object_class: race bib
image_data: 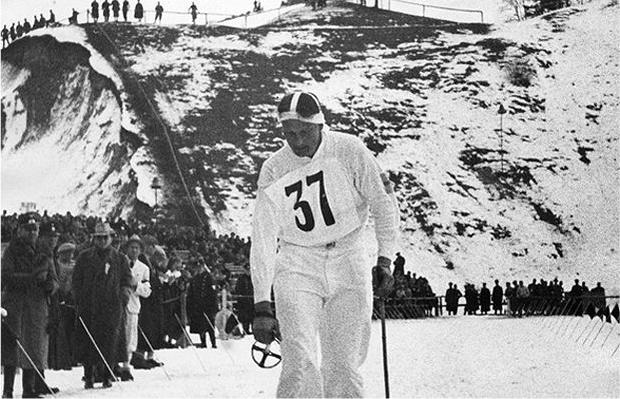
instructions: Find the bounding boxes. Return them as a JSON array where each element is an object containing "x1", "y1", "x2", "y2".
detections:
[{"x1": 264, "y1": 158, "x2": 362, "y2": 246}]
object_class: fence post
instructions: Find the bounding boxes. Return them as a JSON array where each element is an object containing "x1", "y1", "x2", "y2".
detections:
[{"x1": 422, "y1": 4, "x2": 425, "y2": 17}]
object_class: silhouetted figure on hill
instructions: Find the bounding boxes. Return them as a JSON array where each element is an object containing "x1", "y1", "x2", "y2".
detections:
[
  {"x1": 69, "y1": 9, "x2": 80, "y2": 24},
  {"x1": 91, "y1": 0, "x2": 100, "y2": 22},
  {"x1": 393, "y1": 252, "x2": 405, "y2": 278},
  {"x1": 112, "y1": 0, "x2": 121, "y2": 21},
  {"x1": 154, "y1": 2, "x2": 164, "y2": 23},
  {"x1": 134, "y1": 0, "x2": 144, "y2": 22},
  {"x1": 23, "y1": 19, "x2": 31, "y2": 34},
  {"x1": 39, "y1": 14, "x2": 47, "y2": 28},
  {"x1": 102, "y1": 0, "x2": 111, "y2": 22},
  {"x1": 122, "y1": 0, "x2": 130, "y2": 21},
  {"x1": 48, "y1": 10, "x2": 56, "y2": 26},
  {"x1": 2, "y1": 25, "x2": 9, "y2": 48},
  {"x1": 189, "y1": 2, "x2": 198, "y2": 24},
  {"x1": 32, "y1": 16, "x2": 40, "y2": 30},
  {"x1": 15, "y1": 22, "x2": 23, "y2": 38}
]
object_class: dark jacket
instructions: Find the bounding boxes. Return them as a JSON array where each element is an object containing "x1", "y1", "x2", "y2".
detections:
[
  {"x1": 72, "y1": 245, "x2": 131, "y2": 366},
  {"x1": 1, "y1": 237, "x2": 58, "y2": 369},
  {"x1": 479, "y1": 287, "x2": 491, "y2": 312},
  {"x1": 186, "y1": 270, "x2": 218, "y2": 333},
  {"x1": 234, "y1": 273, "x2": 254, "y2": 324},
  {"x1": 134, "y1": 3, "x2": 143, "y2": 19},
  {"x1": 492, "y1": 285, "x2": 503, "y2": 310}
]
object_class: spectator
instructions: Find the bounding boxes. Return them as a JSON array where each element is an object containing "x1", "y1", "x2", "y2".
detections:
[
  {"x1": 154, "y1": 2, "x2": 164, "y2": 23},
  {"x1": 189, "y1": 2, "x2": 198, "y2": 24},
  {"x1": 134, "y1": 0, "x2": 144, "y2": 22},
  {"x1": 15, "y1": 22, "x2": 22, "y2": 38},
  {"x1": 39, "y1": 14, "x2": 47, "y2": 28},
  {"x1": 464, "y1": 284, "x2": 478, "y2": 315},
  {"x1": 133, "y1": 243, "x2": 166, "y2": 369},
  {"x1": 48, "y1": 242, "x2": 78, "y2": 371},
  {"x1": 445, "y1": 282, "x2": 460, "y2": 316},
  {"x1": 119, "y1": 235, "x2": 151, "y2": 381},
  {"x1": 23, "y1": 18, "x2": 31, "y2": 33},
  {"x1": 33, "y1": 15, "x2": 40, "y2": 30},
  {"x1": 393, "y1": 252, "x2": 405, "y2": 278},
  {"x1": 91, "y1": 0, "x2": 100, "y2": 23},
  {"x1": 73, "y1": 222, "x2": 132, "y2": 389},
  {"x1": 235, "y1": 263, "x2": 254, "y2": 334},
  {"x1": 504, "y1": 281, "x2": 514, "y2": 316},
  {"x1": 122, "y1": 0, "x2": 130, "y2": 22},
  {"x1": 1, "y1": 214, "x2": 58, "y2": 398},
  {"x1": 69, "y1": 9, "x2": 79, "y2": 24},
  {"x1": 479, "y1": 282, "x2": 491, "y2": 315},
  {"x1": 48, "y1": 10, "x2": 56, "y2": 26},
  {"x1": 2, "y1": 25, "x2": 9, "y2": 48},
  {"x1": 102, "y1": 0, "x2": 111, "y2": 22},
  {"x1": 515, "y1": 280, "x2": 529, "y2": 318},
  {"x1": 186, "y1": 261, "x2": 218, "y2": 348},
  {"x1": 112, "y1": 0, "x2": 121, "y2": 21},
  {"x1": 492, "y1": 279, "x2": 503, "y2": 315}
]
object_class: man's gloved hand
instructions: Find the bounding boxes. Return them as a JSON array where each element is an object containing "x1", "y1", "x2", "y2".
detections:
[
  {"x1": 253, "y1": 300, "x2": 280, "y2": 345},
  {"x1": 372, "y1": 256, "x2": 394, "y2": 298}
]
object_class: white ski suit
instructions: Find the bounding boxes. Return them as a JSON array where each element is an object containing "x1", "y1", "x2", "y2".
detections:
[{"x1": 251, "y1": 128, "x2": 399, "y2": 397}]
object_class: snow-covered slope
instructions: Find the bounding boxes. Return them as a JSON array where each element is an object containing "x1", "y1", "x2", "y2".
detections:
[{"x1": 1, "y1": 1, "x2": 618, "y2": 290}]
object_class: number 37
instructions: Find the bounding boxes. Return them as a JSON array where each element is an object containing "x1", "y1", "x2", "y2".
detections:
[{"x1": 284, "y1": 170, "x2": 335, "y2": 232}]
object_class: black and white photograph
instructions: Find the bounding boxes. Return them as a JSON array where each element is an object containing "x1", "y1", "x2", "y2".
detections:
[{"x1": 1, "y1": 0, "x2": 618, "y2": 397}]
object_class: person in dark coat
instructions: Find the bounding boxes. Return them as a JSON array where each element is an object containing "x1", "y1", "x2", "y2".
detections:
[
  {"x1": 122, "y1": 0, "x2": 130, "y2": 21},
  {"x1": 492, "y1": 279, "x2": 503, "y2": 315},
  {"x1": 234, "y1": 263, "x2": 254, "y2": 334},
  {"x1": 134, "y1": 0, "x2": 144, "y2": 21},
  {"x1": 72, "y1": 222, "x2": 132, "y2": 389},
  {"x1": 392, "y1": 252, "x2": 405, "y2": 278},
  {"x1": 112, "y1": 0, "x2": 120, "y2": 20},
  {"x1": 2, "y1": 25, "x2": 10, "y2": 48},
  {"x1": 154, "y1": 2, "x2": 164, "y2": 23},
  {"x1": 91, "y1": 0, "x2": 100, "y2": 22},
  {"x1": 479, "y1": 282, "x2": 491, "y2": 315},
  {"x1": 48, "y1": 243, "x2": 77, "y2": 371},
  {"x1": 445, "y1": 282, "x2": 461, "y2": 316},
  {"x1": 187, "y1": 261, "x2": 218, "y2": 348},
  {"x1": 102, "y1": 0, "x2": 111, "y2": 22},
  {"x1": 1, "y1": 214, "x2": 59, "y2": 398}
]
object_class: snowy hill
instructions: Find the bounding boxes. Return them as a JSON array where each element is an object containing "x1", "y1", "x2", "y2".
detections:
[{"x1": 1, "y1": 0, "x2": 618, "y2": 291}]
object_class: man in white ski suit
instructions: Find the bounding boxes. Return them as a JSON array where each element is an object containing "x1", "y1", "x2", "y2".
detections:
[{"x1": 250, "y1": 91, "x2": 399, "y2": 398}]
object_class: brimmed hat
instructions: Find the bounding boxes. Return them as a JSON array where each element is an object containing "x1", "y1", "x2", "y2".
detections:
[
  {"x1": 127, "y1": 234, "x2": 143, "y2": 247},
  {"x1": 39, "y1": 221, "x2": 60, "y2": 237},
  {"x1": 92, "y1": 222, "x2": 114, "y2": 237},
  {"x1": 58, "y1": 242, "x2": 76, "y2": 253},
  {"x1": 18, "y1": 213, "x2": 39, "y2": 230},
  {"x1": 277, "y1": 92, "x2": 325, "y2": 125}
]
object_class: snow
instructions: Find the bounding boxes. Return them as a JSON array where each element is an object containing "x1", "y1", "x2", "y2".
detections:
[{"x1": 6, "y1": 316, "x2": 620, "y2": 397}]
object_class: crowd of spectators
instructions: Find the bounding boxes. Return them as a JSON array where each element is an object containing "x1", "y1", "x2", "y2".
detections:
[
  {"x1": 444, "y1": 277, "x2": 609, "y2": 318},
  {"x1": 1, "y1": 10, "x2": 56, "y2": 48},
  {"x1": 1, "y1": 210, "x2": 253, "y2": 396}
]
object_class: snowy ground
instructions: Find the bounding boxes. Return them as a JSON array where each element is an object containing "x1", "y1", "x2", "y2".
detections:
[{"x1": 8, "y1": 316, "x2": 620, "y2": 398}]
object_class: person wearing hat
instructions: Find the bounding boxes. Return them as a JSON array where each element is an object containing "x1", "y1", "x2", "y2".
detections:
[
  {"x1": 119, "y1": 235, "x2": 151, "y2": 378},
  {"x1": 1, "y1": 213, "x2": 58, "y2": 398},
  {"x1": 72, "y1": 222, "x2": 132, "y2": 389},
  {"x1": 250, "y1": 91, "x2": 399, "y2": 397},
  {"x1": 48, "y1": 242, "x2": 78, "y2": 371}
]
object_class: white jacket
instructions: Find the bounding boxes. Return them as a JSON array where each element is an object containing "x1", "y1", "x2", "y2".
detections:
[
  {"x1": 127, "y1": 258, "x2": 151, "y2": 314},
  {"x1": 250, "y1": 128, "x2": 399, "y2": 303}
]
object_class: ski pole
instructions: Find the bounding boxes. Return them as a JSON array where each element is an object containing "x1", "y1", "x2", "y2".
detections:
[
  {"x1": 1, "y1": 320, "x2": 56, "y2": 397},
  {"x1": 379, "y1": 297, "x2": 390, "y2": 398},
  {"x1": 137, "y1": 325, "x2": 172, "y2": 380},
  {"x1": 202, "y1": 312, "x2": 236, "y2": 366},
  {"x1": 588, "y1": 322, "x2": 606, "y2": 347},
  {"x1": 78, "y1": 316, "x2": 119, "y2": 383},
  {"x1": 174, "y1": 313, "x2": 207, "y2": 373}
]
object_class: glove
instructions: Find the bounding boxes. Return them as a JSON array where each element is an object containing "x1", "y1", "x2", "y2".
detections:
[
  {"x1": 253, "y1": 301, "x2": 280, "y2": 345},
  {"x1": 136, "y1": 281, "x2": 152, "y2": 298},
  {"x1": 372, "y1": 256, "x2": 394, "y2": 298}
]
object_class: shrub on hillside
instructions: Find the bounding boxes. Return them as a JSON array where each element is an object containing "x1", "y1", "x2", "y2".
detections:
[{"x1": 504, "y1": 58, "x2": 536, "y2": 87}]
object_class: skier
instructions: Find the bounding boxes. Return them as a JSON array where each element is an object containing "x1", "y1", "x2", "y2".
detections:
[{"x1": 250, "y1": 91, "x2": 398, "y2": 397}]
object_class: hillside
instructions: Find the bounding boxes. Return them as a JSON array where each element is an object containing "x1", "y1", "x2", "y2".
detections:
[{"x1": 1, "y1": 0, "x2": 618, "y2": 291}]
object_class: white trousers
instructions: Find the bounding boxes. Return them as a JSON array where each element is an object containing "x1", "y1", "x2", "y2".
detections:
[
  {"x1": 125, "y1": 310, "x2": 139, "y2": 355},
  {"x1": 274, "y1": 235, "x2": 373, "y2": 398}
]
